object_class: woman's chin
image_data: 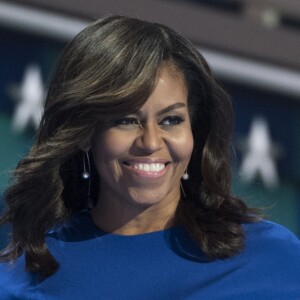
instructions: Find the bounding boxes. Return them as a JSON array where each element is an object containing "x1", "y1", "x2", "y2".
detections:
[{"x1": 125, "y1": 188, "x2": 179, "y2": 210}]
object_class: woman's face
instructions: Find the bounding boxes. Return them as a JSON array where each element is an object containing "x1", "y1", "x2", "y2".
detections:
[{"x1": 92, "y1": 65, "x2": 194, "y2": 211}]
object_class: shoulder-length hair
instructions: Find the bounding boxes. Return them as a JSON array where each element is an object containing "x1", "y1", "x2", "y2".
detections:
[{"x1": 0, "y1": 15, "x2": 258, "y2": 277}]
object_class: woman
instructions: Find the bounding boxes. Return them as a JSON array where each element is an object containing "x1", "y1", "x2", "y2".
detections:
[{"x1": 0, "y1": 16, "x2": 299, "y2": 299}]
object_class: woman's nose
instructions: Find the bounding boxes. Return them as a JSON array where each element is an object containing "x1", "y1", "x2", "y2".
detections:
[{"x1": 136, "y1": 124, "x2": 163, "y2": 153}]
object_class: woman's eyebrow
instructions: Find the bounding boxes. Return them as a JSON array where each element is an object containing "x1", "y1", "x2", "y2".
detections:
[
  {"x1": 157, "y1": 102, "x2": 186, "y2": 115},
  {"x1": 137, "y1": 102, "x2": 186, "y2": 117}
]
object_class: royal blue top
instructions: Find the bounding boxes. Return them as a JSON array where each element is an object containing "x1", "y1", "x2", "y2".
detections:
[{"x1": 0, "y1": 210, "x2": 300, "y2": 299}]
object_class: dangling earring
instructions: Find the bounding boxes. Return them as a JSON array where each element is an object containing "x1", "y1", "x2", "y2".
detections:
[
  {"x1": 82, "y1": 151, "x2": 90, "y2": 179},
  {"x1": 182, "y1": 170, "x2": 189, "y2": 180},
  {"x1": 82, "y1": 151, "x2": 91, "y2": 205},
  {"x1": 180, "y1": 182, "x2": 187, "y2": 198}
]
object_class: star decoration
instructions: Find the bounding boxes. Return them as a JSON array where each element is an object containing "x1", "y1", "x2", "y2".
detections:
[
  {"x1": 238, "y1": 116, "x2": 281, "y2": 189},
  {"x1": 11, "y1": 64, "x2": 45, "y2": 132}
]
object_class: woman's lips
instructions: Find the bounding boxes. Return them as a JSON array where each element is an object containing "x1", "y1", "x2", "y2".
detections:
[{"x1": 122, "y1": 160, "x2": 171, "y2": 178}]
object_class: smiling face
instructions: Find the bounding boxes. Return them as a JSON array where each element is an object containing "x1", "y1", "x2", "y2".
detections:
[{"x1": 92, "y1": 64, "x2": 194, "y2": 215}]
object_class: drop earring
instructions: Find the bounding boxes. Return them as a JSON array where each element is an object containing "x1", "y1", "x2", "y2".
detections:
[
  {"x1": 182, "y1": 170, "x2": 189, "y2": 180},
  {"x1": 82, "y1": 151, "x2": 91, "y2": 205},
  {"x1": 82, "y1": 151, "x2": 90, "y2": 179},
  {"x1": 180, "y1": 182, "x2": 187, "y2": 198}
]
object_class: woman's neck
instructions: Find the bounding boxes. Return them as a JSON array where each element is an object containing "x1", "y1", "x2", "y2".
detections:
[{"x1": 90, "y1": 196, "x2": 179, "y2": 235}]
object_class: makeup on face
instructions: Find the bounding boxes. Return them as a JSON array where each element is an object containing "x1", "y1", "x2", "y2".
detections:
[{"x1": 92, "y1": 65, "x2": 194, "y2": 209}]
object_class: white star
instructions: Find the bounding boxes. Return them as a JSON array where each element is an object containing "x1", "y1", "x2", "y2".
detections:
[
  {"x1": 11, "y1": 64, "x2": 45, "y2": 132},
  {"x1": 239, "y1": 117, "x2": 279, "y2": 188}
]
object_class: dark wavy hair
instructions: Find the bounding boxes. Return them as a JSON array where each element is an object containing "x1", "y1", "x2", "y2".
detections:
[{"x1": 0, "y1": 15, "x2": 258, "y2": 277}]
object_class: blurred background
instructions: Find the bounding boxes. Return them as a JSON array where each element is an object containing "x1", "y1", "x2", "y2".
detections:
[{"x1": 1, "y1": 0, "x2": 300, "y2": 248}]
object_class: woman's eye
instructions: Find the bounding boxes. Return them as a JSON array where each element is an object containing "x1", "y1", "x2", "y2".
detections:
[
  {"x1": 160, "y1": 116, "x2": 184, "y2": 126},
  {"x1": 114, "y1": 118, "x2": 139, "y2": 126}
]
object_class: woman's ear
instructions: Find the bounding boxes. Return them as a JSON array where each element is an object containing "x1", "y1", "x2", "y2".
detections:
[
  {"x1": 79, "y1": 145, "x2": 91, "y2": 153},
  {"x1": 78, "y1": 128, "x2": 96, "y2": 152},
  {"x1": 78, "y1": 137, "x2": 92, "y2": 152}
]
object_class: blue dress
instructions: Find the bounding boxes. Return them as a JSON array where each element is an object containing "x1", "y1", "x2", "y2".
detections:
[{"x1": 0, "y1": 210, "x2": 300, "y2": 299}]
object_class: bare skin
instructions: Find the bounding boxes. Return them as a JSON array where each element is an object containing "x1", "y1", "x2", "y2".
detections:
[{"x1": 90, "y1": 64, "x2": 193, "y2": 235}]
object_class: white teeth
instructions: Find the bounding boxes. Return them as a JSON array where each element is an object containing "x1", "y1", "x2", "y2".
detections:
[{"x1": 132, "y1": 163, "x2": 165, "y2": 172}]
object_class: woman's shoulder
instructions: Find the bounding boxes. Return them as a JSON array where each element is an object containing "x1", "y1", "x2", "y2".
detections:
[
  {"x1": 242, "y1": 219, "x2": 300, "y2": 268},
  {"x1": 46, "y1": 209, "x2": 98, "y2": 242},
  {"x1": 0, "y1": 255, "x2": 37, "y2": 299},
  {"x1": 244, "y1": 219, "x2": 300, "y2": 246}
]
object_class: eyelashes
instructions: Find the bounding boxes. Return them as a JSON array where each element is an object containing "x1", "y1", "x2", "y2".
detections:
[
  {"x1": 114, "y1": 116, "x2": 184, "y2": 128},
  {"x1": 160, "y1": 116, "x2": 184, "y2": 126},
  {"x1": 114, "y1": 118, "x2": 140, "y2": 126}
]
